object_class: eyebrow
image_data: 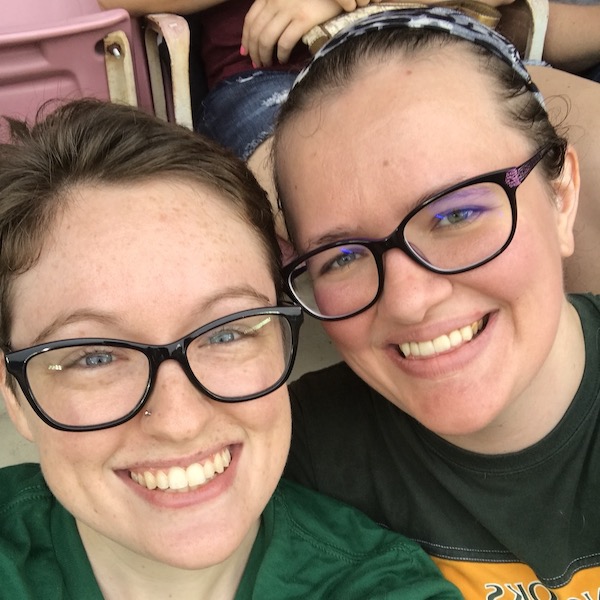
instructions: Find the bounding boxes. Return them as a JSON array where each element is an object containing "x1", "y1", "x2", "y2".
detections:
[
  {"x1": 304, "y1": 172, "x2": 487, "y2": 251},
  {"x1": 26, "y1": 286, "x2": 274, "y2": 347},
  {"x1": 302, "y1": 192, "x2": 436, "y2": 251},
  {"x1": 403, "y1": 173, "x2": 484, "y2": 214},
  {"x1": 305, "y1": 227, "x2": 363, "y2": 251}
]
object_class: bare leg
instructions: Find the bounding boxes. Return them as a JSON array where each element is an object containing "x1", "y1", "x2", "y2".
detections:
[{"x1": 530, "y1": 65, "x2": 600, "y2": 294}]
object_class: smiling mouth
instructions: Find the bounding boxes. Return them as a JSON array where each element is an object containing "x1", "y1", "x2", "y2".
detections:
[
  {"x1": 129, "y1": 448, "x2": 232, "y2": 493},
  {"x1": 398, "y1": 315, "x2": 489, "y2": 359}
]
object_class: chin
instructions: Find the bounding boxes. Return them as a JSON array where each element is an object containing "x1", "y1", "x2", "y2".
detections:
[
  {"x1": 146, "y1": 537, "x2": 245, "y2": 571},
  {"x1": 404, "y1": 398, "x2": 503, "y2": 439}
]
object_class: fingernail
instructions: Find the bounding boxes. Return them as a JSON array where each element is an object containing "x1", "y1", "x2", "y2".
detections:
[
  {"x1": 251, "y1": 61, "x2": 257, "y2": 68},
  {"x1": 240, "y1": 45, "x2": 247, "y2": 56}
]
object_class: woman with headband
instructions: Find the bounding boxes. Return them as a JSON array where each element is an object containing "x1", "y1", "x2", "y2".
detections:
[{"x1": 275, "y1": 9, "x2": 600, "y2": 597}]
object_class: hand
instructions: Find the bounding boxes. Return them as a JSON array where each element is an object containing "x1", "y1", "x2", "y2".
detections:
[
  {"x1": 242, "y1": 0, "x2": 343, "y2": 67},
  {"x1": 331, "y1": 0, "x2": 373, "y2": 12}
]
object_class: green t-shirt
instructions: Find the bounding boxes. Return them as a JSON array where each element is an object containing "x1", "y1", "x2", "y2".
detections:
[{"x1": 0, "y1": 464, "x2": 460, "y2": 599}]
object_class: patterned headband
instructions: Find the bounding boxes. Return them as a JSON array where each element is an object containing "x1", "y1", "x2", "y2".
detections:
[{"x1": 293, "y1": 6, "x2": 546, "y2": 110}]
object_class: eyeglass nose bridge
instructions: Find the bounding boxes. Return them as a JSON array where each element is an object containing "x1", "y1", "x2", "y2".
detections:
[
  {"x1": 359, "y1": 224, "x2": 421, "y2": 311},
  {"x1": 145, "y1": 341, "x2": 208, "y2": 398},
  {"x1": 372, "y1": 223, "x2": 420, "y2": 268},
  {"x1": 366, "y1": 221, "x2": 450, "y2": 310}
]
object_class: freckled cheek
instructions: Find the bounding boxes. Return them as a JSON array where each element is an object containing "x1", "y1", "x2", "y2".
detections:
[
  {"x1": 484, "y1": 227, "x2": 561, "y2": 299},
  {"x1": 35, "y1": 427, "x2": 120, "y2": 489},
  {"x1": 237, "y1": 397, "x2": 291, "y2": 490},
  {"x1": 322, "y1": 318, "x2": 372, "y2": 358},
  {"x1": 237, "y1": 392, "x2": 291, "y2": 448}
]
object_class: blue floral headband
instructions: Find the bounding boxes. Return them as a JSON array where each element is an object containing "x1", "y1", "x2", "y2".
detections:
[{"x1": 293, "y1": 7, "x2": 546, "y2": 110}]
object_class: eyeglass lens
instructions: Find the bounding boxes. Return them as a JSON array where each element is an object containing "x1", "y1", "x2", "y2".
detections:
[
  {"x1": 291, "y1": 181, "x2": 513, "y2": 318},
  {"x1": 23, "y1": 313, "x2": 293, "y2": 428}
]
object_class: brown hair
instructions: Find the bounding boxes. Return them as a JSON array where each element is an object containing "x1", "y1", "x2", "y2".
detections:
[{"x1": 0, "y1": 99, "x2": 282, "y2": 350}]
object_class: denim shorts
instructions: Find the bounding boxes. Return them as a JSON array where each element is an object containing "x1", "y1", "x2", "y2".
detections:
[{"x1": 197, "y1": 69, "x2": 299, "y2": 161}]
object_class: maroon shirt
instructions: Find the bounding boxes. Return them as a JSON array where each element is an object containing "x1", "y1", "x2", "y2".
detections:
[{"x1": 197, "y1": 0, "x2": 311, "y2": 89}]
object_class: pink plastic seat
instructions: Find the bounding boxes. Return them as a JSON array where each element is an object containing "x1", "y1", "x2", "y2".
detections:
[{"x1": 0, "y1": 0, "x2": 153, "y2": 137}]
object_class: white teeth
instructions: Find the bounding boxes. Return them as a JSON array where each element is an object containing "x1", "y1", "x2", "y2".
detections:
[
  {"x1": 130, "y1": 448, "x2": 231, "y2": 492},
  {"x1": 222, "y1": 449, "x2": 231, "y2": 467},
  {"x1": 156, "y1": 471, "x2": 169, "y2": 490},
  {"x1": 186, "y1": 463, "x2": 206, "y2": 487},
  {"x1": 432, "y1": 334, "x2": 451, "y2": 354},
  {"x1": 448, "y1": 330, "x2": 463, "y2": 347},
  {"x1": 167, "y1": 467, "x2": 188, "y2": 490},
  {"x1": 419, "y1": 340, "x2": 435, "y2": 357},
  {"x1": 203, "y1": 460, "x2": 215, "y2": 480},
  {"x1": 460, "y1": 325, "x2": 473, "y2": 342},
  {"x1": 400, "y1": 318, "x2": 485, "y2": 358},
  {"x1": 214, "y1": 452, "x2": 224, "y2": 474},
  {"x1": 144, "y1": 471, "x2": 157, "y2": 490}
]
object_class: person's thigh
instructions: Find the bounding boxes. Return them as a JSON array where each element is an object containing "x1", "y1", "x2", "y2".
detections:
[
  {"x1": 198, "y1": 70, "x2": 298, "y2": 161},
  {"x1": 199, "y1": 70, "x2": 297, "y2": 243},
  {"x1": 530, "y1": 65, "x2": 600, "y2": 294}
]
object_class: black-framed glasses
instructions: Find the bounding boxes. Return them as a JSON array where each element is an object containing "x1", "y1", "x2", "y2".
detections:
[
  {"x1": 4, "y1": 306, "x2": 303, "y2": 432},
  {"x1": 283, "y1": 145, "x2": 556, "y2": 321}
]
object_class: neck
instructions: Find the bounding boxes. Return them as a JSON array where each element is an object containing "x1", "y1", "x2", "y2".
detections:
[
  {"x1": 77, "y1": 519, "x2": 258, "y2": 600},
  {"x1": 443, "y1": 299, "x2": 586, "y2": 454}
]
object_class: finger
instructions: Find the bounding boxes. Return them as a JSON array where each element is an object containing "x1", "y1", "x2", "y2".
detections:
[
  {"x1": 334, "y1": 0, "x2": 357, "y2": 11},
  {"x1": 256, "y1": 14, "x2": 293, "y2": 66},
  {"x1": 242, "y1": 0, "x2": 268, "y2": 57},
  {"x1": 247, "y1": 7, "x2": 281, "y2": 67},
  {"x1": 244, "y1": 0, "x2": 267, "y2": 26},
  {"x1": 276, "y1": 21, "x2": 306, "y2": 64}
]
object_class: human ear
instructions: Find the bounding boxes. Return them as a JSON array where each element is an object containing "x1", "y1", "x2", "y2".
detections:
[
  {"x1": 553, "y1": 144, "x2": 580, "y2": 258},
  {"x1": 0, "y1": 357, "x2": 35, "y2": 443},
  {"x1": 278, "y1": 235, "x2": 297, "y2": 266}
]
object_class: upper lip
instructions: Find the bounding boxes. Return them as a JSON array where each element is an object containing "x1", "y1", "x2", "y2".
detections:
[
  {"x1": 119, "y1": 444, "x2": 236, "y2": 472},
  {"x1": 386, "y1": 313, "x2": 491, "y2": 348}
]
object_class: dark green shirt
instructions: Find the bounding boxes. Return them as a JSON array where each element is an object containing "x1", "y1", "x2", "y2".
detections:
[
  {"x1": 287, "y1": 293, "x2": 600, "y2": 598},
  {"x1": 0, "y1": 464, "x2": 460, "y2": 599}
]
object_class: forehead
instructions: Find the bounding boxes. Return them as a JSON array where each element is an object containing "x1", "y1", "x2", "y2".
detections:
[
  {"x1": 8, "y1": 178, "x2": 273, "y2": 343},
  {"x1": 277, "y1": 50, "x2": 525, "y2": 245},
  {"x1": 45, "y1": 178, "x2": 256, "y2": 260}
]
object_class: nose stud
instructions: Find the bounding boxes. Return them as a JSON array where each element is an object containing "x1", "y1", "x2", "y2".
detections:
[{"x1": 144, "y1": 410, "x2": 152, "y2": 417}]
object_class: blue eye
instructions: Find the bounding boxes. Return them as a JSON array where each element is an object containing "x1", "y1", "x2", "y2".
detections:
[
  {"x1": 208, "y1": 330, "x2": 240, "y2": 344},
  {"x1": 426, "y1": 183, "x2": 504, "y2": 231},
  {"x1": 83, "y1": 353, "x2": 114, "y2": 367},
  {"x1": 320, "y1": 246, "x2": 367, "y2": 275},
  {"x1": 201, "y1": 316, "x2": 272, "y2": 348},
  {"x1": 434, "y1": 207, "x2": 481, "y2": 227},
  {"x1": 51, "y1": 348, "x2": 118, "y2": 371},
  {"x1": 333, "y1": 249, "x2": 359, "y2": 267}
]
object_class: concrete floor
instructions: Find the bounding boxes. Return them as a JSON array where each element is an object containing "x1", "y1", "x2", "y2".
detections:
[{"x1": 0, "y1": 315, "x2": 340, "y2": 468}]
